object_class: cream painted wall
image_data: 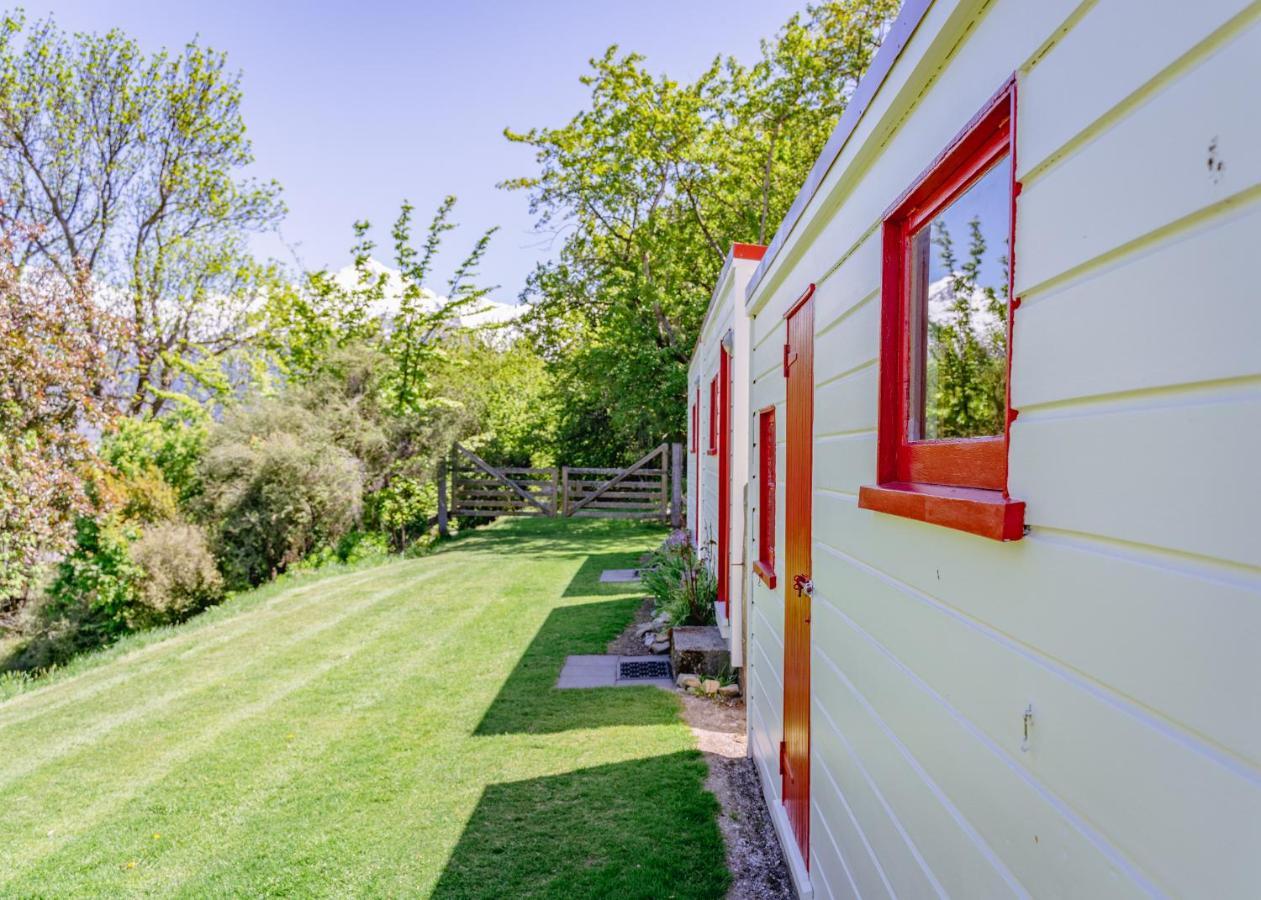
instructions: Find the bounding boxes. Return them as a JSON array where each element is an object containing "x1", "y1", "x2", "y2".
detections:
[{"x1": 743, "y1": 0, "x2": 1261, "y2": 897}]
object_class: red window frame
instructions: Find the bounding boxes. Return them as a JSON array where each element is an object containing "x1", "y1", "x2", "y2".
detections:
[
  {"x1": 707, "y1": 375, "x2": 719, "y2": 455},
  {"x1": 753, "y1": 406, "x2": 777, "y2": 588},
  {"x1": 858, "y1": 76, "x2": 1025, "y2": 542}
]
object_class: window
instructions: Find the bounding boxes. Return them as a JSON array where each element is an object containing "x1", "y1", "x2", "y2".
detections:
[
  {"x1": 859, "y1": 77, "x2": 1025, "y2": 541},
  {"x1": 754, "y1": 406, "x2": 776, "y2": 587},
  {"x1": 707, "y1": 375, "x2": 718, "y2": 455}
]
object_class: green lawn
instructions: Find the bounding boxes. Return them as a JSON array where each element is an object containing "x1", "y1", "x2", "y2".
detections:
[{"x1": 0, "y1": 518, "x2": 729, "y2": 898}]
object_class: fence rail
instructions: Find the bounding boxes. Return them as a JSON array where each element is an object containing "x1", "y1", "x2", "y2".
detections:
[{"x1": 443, "y1": 442, "x2": 681, "y2": 531}]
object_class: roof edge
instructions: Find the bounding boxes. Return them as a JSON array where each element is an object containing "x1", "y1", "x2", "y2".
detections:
[{"x1": 745, "y1": 0, "x2": 934, "y2": 305}]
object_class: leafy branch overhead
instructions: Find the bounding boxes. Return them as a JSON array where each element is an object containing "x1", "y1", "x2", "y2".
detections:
[{"x1": 502, "y1": 0, "x2": 900, "y2": 463}]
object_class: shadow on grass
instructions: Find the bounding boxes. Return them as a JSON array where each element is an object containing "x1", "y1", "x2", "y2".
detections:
[
  {"x1": 474, "y1": 599, "x2": 678, "y2": 735},
  {"x1": 432, "y1": 752, "x2": 728, "y2": 900},
  {"x1": 435, "y1": 516, "x2": 665, "y2": 564},
  {"x1": 561, "y1": 552, "x2": 646, "y2": 597}
]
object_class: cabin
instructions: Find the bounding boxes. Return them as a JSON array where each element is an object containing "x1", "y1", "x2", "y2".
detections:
[
  {"x1": 703, "y1": 0, "x2": 1261, "y2": 896},
  {"x1": 686, "y1": 243, "x2": 766, "y2": 667}
]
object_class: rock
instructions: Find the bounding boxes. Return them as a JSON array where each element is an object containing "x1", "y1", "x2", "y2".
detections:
[
  {"x1": 677, "y1": 673, "x2": 701, "y2": 690},
  {"x1": 703, "y1": 679, "x2": 720, "y2": 695},
  {"x1": 670, "y1": 625, "x2": 730, "y2": 678},
  {"x1": 643, "y1": 632, "x2": 657, "y2": 647},
  {"x1": 634, "y1": 621, "x2": 655, "y2": 638},
  {"x1": 719, "y1": 683, "x2": 741, "y2": 697},
  {"x1": 652, "y1": 613, "x2": 671, "y2": 627},
  {"x1": 651, "y1": 640, "x2": 671, "y2": 654}
]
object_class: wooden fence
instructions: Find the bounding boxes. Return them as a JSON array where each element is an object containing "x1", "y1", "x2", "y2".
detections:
[{"x1": 445, "y1": 442, "x2": 683, "y2": 532}]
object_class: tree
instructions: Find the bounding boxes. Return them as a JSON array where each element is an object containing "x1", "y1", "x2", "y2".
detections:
[
  {"x1": 0, "y1": 12, "x2": 283, "y2": 414},
  {"x1": 0, "y1": 225, "x2": 123, "y2": 602},
  {"x1": 264, "y1": 196, "x2": 498, "y2": 417},
  {"x1": 503, "y1": 0, "x2": 899, "y2": 463},
  {"x1": 925, "y1": 217, "x2": 1009, "y2": 438}
]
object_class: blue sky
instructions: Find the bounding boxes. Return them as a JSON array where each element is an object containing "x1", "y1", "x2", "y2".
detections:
[{"x1": 19, "y1": 1, "x2": 807, "y2": 303}]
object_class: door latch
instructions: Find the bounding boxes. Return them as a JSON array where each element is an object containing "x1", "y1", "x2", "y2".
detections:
[{"x1": 792, "y1": 574, "x2": 814, "y2": 597}]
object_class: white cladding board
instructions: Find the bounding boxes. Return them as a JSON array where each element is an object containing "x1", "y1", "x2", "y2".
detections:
[
  {"x1": 686, "y1": 254, "x2": 762, "y2": 662},
  {"x1": 742, "y1": 0, "x2": 1261, "y2": 897}
]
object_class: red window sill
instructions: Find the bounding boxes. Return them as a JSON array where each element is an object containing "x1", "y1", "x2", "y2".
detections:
[
  {"x1": 753, "y1": 559, "x2": 777, "y2": 589},
  {"x1": 858, "y1": 482, "x2": 1025, "y2": 541}
]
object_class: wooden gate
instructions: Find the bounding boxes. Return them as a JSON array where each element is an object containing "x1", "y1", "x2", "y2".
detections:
[
  {"x1": 450, "y1": 444, "x2": 559, "y2": 517},
  {"x1": 562, "y1": 444, "x2": 670, "y2": 520},
  {"x1": 446, "y1": 442, "x2": 681, "y2": 524}
]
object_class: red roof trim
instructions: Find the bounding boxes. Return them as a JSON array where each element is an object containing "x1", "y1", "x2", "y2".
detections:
[{"x1": 732, "y1": 242, "x2": 768, "y2": 261}]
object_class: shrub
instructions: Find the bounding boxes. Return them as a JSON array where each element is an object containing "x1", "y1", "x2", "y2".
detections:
[
  {"x1": 12, "y1": 517, "x2": 144, "y2": 669},
  {"x1": 128, "y1": 522, "x2": 224, "y2": 627},
  {"x1": 641, "y1": 531, "x2": 716, "y2": 627},
  {"x1": 201, "y1": 401, "x2": 364, "y2": 588}
]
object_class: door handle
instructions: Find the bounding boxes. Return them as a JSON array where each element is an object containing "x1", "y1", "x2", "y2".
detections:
[{"x1": 792, "y1": 574, "x2": 813, "y2": 597}]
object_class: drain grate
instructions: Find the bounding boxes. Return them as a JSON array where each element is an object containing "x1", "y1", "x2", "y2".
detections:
[{"x1": 619, "y1": 658, "x2": 672, "y2": 681}]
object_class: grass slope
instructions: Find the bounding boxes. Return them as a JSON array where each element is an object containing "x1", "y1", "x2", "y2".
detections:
[{"x1": 0, "y1": 518, "x2": 729, "y2": 898}]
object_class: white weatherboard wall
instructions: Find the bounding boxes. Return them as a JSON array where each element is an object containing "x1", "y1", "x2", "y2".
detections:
[
  {"x1": 687, "y1": 249, "x2": 762, "y2": 668},
  {"x1": 742, "y1": 1, "x2": 1261, "y2": 897}
]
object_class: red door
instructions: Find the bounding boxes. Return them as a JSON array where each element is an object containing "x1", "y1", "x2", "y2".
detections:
[
  {"x1": 717, "y1": 348, "x2": 732, "y2": 616},
  {"x1": 782, "y1": 286, "x2": 814, "y2": 864}
]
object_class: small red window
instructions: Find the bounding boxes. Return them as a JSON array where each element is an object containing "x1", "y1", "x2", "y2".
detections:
[
  {"x1": 754, "y1": 406, "x2": 776, "y2": 588},
  {"x1": 707, "y1": 375, "x2": 718, "y2": 455},
  {"x1": 859, "y1": 77, "x2": 1025, "y2": 541}
]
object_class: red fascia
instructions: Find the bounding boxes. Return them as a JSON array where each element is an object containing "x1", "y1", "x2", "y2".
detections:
[{"x1": 731, "y1": 242, "x2": 767, "y2": 261}]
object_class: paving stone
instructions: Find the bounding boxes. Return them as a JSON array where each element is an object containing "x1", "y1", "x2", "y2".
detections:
[{"x1": 599, "y1": 569, "x2": 641, "y2": 583}]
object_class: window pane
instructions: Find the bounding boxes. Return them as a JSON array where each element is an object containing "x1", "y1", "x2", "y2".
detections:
[{"x1": 908, "y1": 154, "x2": 1011, "y2": 440}]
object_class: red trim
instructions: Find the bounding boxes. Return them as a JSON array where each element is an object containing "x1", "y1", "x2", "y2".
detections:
[
  {"x1": 732, "y1": 242, "x2": 768, "y2": 261},
  {"x1": 753, "y1": 560, "x2": 777, "y2": 590},
  {"x1": 858, "y1": 483, "x2": 1025, "y2": 542},
  {"x1": 783, "y1": 282, "x2": 816, "y2": 320},
  {"x1": 717, "y1": 349, "x2": 732, "y2": 615},
  {"x1": 707, "y1": 375, "x2": 719, "y2": 455},
  {"x1": 862, "y1": 76, "x2": 1025, "y2": 541},
  {"x1": 755, "y1": 405, "x2": 776, "y2": 587},
  {"x1": 690, "y1": 399, "x2": 698, "y2": 454}
]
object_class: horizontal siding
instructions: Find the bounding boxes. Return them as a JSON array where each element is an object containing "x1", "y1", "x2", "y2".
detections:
[
  {"x1": 812, "y1": 538, "x2": 1261, "y2": 897},
  {"x1": 741, "y1": 0, "x2": 1261, "y2": 897},
  {"x1": 1011, "y1": 386, "x2": 1261, "y2": 568},
  {"x1": 811, "y1": 584, "x2": 1154, "y2": 897},
  {"x1": 1018, "y1": 0, "x2": 1257, "y2": 182},
  {"x1": 1014, "y1": 14, "x2": 1261, "y2": 295},
  {"x1": 816, "y1": 493, "x2": 1261, "y2": 768},
  {"x1": 1014, "y1": 196, "x2": 1261, "y2": 408}
]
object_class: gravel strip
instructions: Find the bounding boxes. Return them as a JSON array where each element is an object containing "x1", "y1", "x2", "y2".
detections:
[
  {"x1": 679, "y1": 693, "x2": 794, "y2": 899},
  {"x1": 606, "y1": 598, "x2": 656, "y2": 656}
]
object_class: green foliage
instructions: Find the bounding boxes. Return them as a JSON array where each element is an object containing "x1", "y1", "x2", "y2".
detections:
[
  {"x1": 101, "y1": 414, "x2": 209, "y2": 508},
  {"x1": 200, "y1": 401, "x2": 364, "y2": 589},
  {"x1": 925, "y1": 218, "x2": 1009, "y2": 438},
  {"x1": 18, "y1": 517, "x2": 144, "y2": 669},
  {"x1": 264, "y1": 197, "x2": 498, "y2": 418},
  {"x1": 504, "y1": 0, "x2": 899, "y2": 463},
  {"x1": 0, "y1": 11, "x2": 284, "y2": 414},
  {"x1": 640, "y1": 532, "x2": 717, "y2": 627},
  {"x1": 369, "y1": 476, "x2": 438, "y2": 550},
  {"x1": 127, "y1": 521, "x2": 224, "y2": 628}
]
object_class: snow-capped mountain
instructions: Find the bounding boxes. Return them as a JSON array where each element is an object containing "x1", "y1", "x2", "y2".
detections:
[{"x1": 331, "y1": 258, "x2": 525, "y2": 332}]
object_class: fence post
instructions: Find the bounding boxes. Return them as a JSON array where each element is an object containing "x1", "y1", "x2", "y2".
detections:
[
  {"x1": 671, "y1": 442, "x2": 683, "y2": 529},
  {"x1": 561, "y1": 466, "x2": 570, "y2": 517},
  {"x1": 550, "y1": 466, "x2": 559, "y2": 516},
  {"x1": 437, "y1": 457, "x2": 450, "y2": 538}
]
